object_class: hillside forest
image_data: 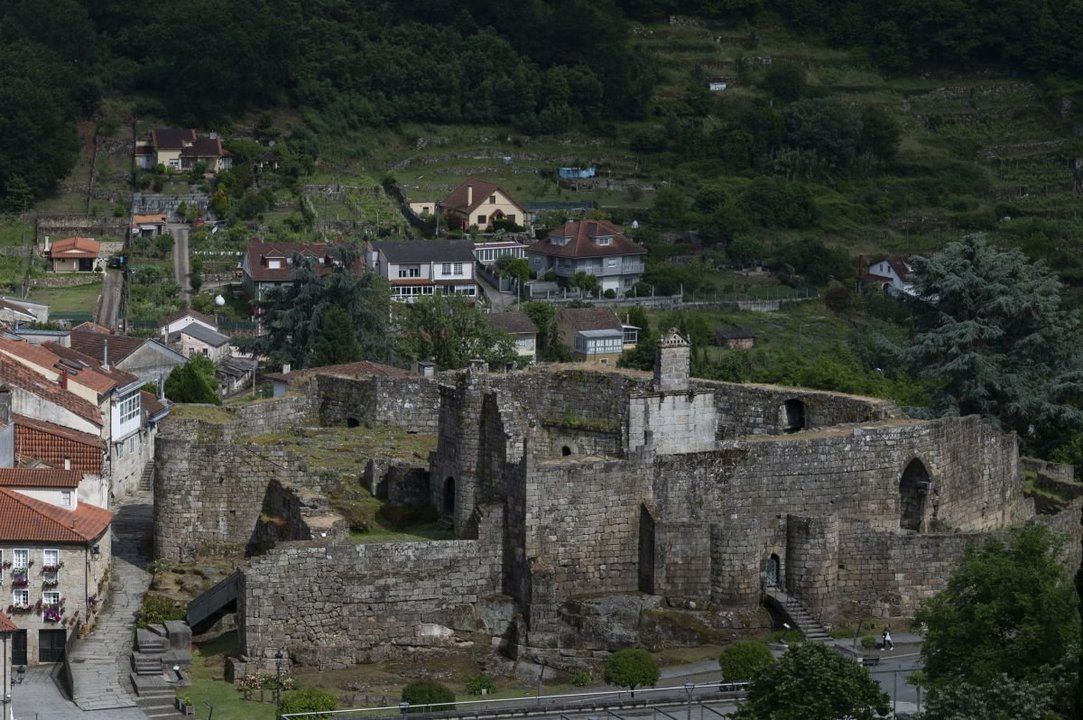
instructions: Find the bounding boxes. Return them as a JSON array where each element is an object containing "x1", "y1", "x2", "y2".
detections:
[{"x1": 7, "y1": 1, "x2": 1083, "y2": 460}]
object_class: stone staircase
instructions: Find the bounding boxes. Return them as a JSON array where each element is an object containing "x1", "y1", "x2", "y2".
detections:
[
  {"x1": 763, "y1": 587, "x2": 831, "y2": 643},
  {"x1": 129, "y1": 622, "x2": 194, "y2": 717},
  {"x1": 139, "y1": 461, "x2": 155, "y2": 492}
]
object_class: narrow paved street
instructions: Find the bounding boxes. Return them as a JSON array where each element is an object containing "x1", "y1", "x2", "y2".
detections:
[
  {"x1": 95, "y1": 269, "x2": 123, "y2": 329},
  {"x1": 169, "y1": 223, "x2": 190, "y2": 303},
  {"x1": 12, "y1": 491, "x2": 153, "y2": 720}
]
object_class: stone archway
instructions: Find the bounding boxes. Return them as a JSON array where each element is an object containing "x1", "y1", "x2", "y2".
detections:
[
  {"x1": 781, "y1": 399, "x2": 806, "y2": 433},
  {"x1": 899, "y1": 459, "x2": 931, "y2": 532},
  {"x1": 443, "y1": 476, "x2": 455, "y2": 516}
]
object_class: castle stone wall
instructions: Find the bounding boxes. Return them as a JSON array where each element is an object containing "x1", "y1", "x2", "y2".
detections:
[
  {"x1": 317, "y1": 375, "x2": 440, "y2": 433},
  {"x1": 628, "y1": 392, "x2": 717, "y2": 455},
  {"x1": 785, "y1": 514, "x2": 839, "y2": 622},
  {"x1": 239, "y1": 505, "x2": 505, "y2": 669}
]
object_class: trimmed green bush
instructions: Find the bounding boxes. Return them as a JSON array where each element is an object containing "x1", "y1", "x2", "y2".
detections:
[
  {"x1": 280, "y1": 688, "x2": 337, "y2": 717},
  {"x1": 402, "y1": 680, "x2": 455, "y2": 711},
  {"x1": 603, "y1": 648, "x2": 660, "y2": 692},
  {"x1": 466, "y1": 674, "x2": 496, "y2": 696},
  {"x1": 719, "y1": 641, "x2": 775, "y2": 682}
]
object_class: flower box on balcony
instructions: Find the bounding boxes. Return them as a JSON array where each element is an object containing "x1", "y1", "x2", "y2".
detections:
[
  {"x1": 12, "y1": 577, "x2": 28, "y2": 588},
  {"x1": 43, "y1": 607, "x2": 62, "y2": 623},
  {"x1": 42, "y1": 575, "x2": 59, "y2": 587},
  {"x1": 42, "y1": 564, "x2": 61, "y2": 573}
]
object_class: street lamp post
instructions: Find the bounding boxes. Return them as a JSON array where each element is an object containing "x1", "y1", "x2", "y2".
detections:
[
  {"x1": 684, "y1": 682, "x2": 695, "y2": 720},
  {"x1": 274, "y1": 650, "x2": 284, "y2": 718}
]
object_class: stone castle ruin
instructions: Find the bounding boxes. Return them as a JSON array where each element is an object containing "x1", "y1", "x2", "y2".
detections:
[{"x1": 157, "y1": 329, "x2": 1078, "y2": 673}]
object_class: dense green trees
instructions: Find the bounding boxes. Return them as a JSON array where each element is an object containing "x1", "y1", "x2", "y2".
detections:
[
  {"x1": 245, "y1": 246, "x2": 391, "y2": 370},
  {"x1": 734, "y1": 643, "x2": 889, "y2": 720},
  {"x1": 905, "y1": 235, "x2": 1083, "y2": 453},
  {"x1": 164, "y1": 356, "x2": 219, "y2": 405},
  {"x1": 395, "y1": 294, "x2": 517, "y2": 370},
  {"x1": 914, "y1": 524, "x2": 1079, "y2": 717}
]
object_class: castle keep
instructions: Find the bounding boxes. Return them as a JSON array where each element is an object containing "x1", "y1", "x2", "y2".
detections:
[{"x1": 159, "y1": 331, "x2": 1051, "y2": 671}]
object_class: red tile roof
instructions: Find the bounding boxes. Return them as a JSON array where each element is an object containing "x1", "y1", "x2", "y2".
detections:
[
  {"x1": 443, "y1": 178, "x2": 525, "y2": 216},
  {"x1": 243, "y1": 241, "x2": 362, "y2": 283},
  {"x1": 0, "y1": 488, "x2": 111, "y2": 543},
  {"x1": 0, "y1": 354, "x2": 102, "y2": 427},
  {"x1": 44, "y1": 342, "x2": 140, "y2": 389},
  {"x1": 151, "y1": 127, "x2": 196, "y2": 150},
  {"x1": 264, "y1": 360, "x2": 414, "y2": 384},
  {"x1": 49, "y1": 237, "x2": 100, "y2": 259},
  {"x1": 0, "y1": 468, "x2": 82, "y2": 489},
  {"x1": 141, "y1": 390, "x2": 168, "y2": 419},
  {"x1": 180, "y1": 135, "x2": 225, "y2": 159},
  {"x1": 0, "y1": 610, "x2": 16, "y2": 632},
  {"x1": 68, "y1": 331, "x2": 145, "y2": 365},
  {"x1": 13, "y1": 413, "x2": 105, "y2": 472},
  {"x1": 527, "y1": 220, "x2": 646, "y2": 260},
  {"x1": 132, "y1": 213, "x2": 167, "y2": 226},
  {"x1": 558, "y1": 307, "x2": 622, "y2": 333}
]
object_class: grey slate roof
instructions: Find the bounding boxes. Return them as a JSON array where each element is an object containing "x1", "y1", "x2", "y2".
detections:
[
  {"x1": 488, "y1": 312, "x2": 537, "y2": 335},
  {"x1": 374, "y1": 240, "x2": 475, "y2": 264},
  {"x1": 178, "y1": 323, "x2": 230, "y2": 347}
]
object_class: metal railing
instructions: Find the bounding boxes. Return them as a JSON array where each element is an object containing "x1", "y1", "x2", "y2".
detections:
[{"x1": 282, "y1": 681, "x2": 748, "y2": 720}]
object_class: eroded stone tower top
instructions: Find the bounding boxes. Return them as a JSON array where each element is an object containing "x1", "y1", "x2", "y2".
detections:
[{"x1": 654, "y1": 327, "x2": 690, "y2": 392}]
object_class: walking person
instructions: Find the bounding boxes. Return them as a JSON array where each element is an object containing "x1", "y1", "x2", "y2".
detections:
[{"x1": 881, "y1": 626, "x2": 894, "y2": 651}]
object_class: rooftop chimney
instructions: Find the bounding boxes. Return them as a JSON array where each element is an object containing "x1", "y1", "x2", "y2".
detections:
[
  {"x1": 102, "y1": 338, "x2": 109, "y2": 370},
  {"x1": 467, "y1": 184, "x2": 473, "y2": 207},
  {"x1": 59, "y1": 370, "x2": 68, "y2": 389}
]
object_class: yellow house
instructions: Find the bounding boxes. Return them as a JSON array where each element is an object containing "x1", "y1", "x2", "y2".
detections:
[
  {"x1": 442, "y1": 178, "x2": 526, "y2": 231},
  {"x1": 47, "y1": 237, "x2": 100, "y2": 273}
]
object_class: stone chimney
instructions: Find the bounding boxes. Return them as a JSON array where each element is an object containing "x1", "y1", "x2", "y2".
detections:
[
  {"x1": 654, "y1": 328, "x2": 691, "y2": 392},
  {"x1": 467, "y1": 184, "x2": 473, "y2": 207}
]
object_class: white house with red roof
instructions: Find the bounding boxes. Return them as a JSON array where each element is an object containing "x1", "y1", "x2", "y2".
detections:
[
  {"x1": 526, "y1": 220, "x2": 647, "y2": 295},
  {"x1": 0, "y1": 468, "x2": 111, "y2": 665},
  {"x1": 46, "y1": 237, "x2": 101, "y2": 273},
  {"x1": 862, "y1": 255, "x2": 915, "y2": 296},
  {"x1": 441, "y1": 178, "x2": 526, "y2": 231}
]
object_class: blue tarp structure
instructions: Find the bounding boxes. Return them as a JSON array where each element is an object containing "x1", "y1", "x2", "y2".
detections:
[{"x1": 558, "y1": 167, "x2": 596, "y2": 179}]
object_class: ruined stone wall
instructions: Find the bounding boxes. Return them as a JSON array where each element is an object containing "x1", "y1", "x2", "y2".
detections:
[
  {"x1": 785, "y1": 514, "x2": 839, "y2": 622},
  {"x1": 317, "y1": 375, "x2": 440, "y2": 433},
  {"x1": 232, "y1": 394, "x2": 316, "y2": 436},
  {"x1": 700, "y1": 382, "x2": 898, "y2": 439},
  {"x1": 525, "y1": 457, "x2": 651, "y2": 605},
  {"x1": 651, "y1": 521, "x2": 711, "y2": 603},
  {"x1": 155, "y1": 426, "x2": 311, "y2": 561},
  {"x1": 239, "y1": 505, "x2": 505, "y2": 669}
]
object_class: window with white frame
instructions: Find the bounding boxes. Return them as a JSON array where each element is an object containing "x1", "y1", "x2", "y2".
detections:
[
  {"x1": 118, "y1": 391, "x2": 141, "y2": 425},
  {"x1": 43, "y1": 590, "x2": 60, "y2": 606},
  {"x1": 43, "y1": 549, "x2": 59, "y2": 570},
  {"x1": 453, "y1": 262, "x2": 463, "y2": 276},
  {"x1": 61, "y1": 490, "x2": 73, "y2": 507},
  {"x1": 13, "y1": 549, "x2": 28, "y2": 569},
  {"x1": 12, "y1": 589, "x2": 29, "y2": 608},
  {"x1": 441, "y1": 263, "x2": 452, "y2": 275}
]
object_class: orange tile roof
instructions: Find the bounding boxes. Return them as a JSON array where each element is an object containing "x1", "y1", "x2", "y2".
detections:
[
  {"x1": 0, "y1": 488, "x2": 111, "y2": 543},
  {"x1": 44, "y1": 342, "x2": 139, "y2": 390},
  {"x1": 0, "y1": 610, "x2": 16, "y2": 632},
  {"x1": 68, "y1": 331, "x2": 146, "y2": 365},
  {"x1": 443, "y1": 178, "x2": 525, "y2": 216},
  {"x1": 141, "y1": 390, "x2": 168, "y2": 418},
  {"x1": 49, "y1": 237, "x2": 100, "y2": 258},
  {"x1": 0, "y1": 468, "x2": 81, "y2": 488},
  {"x1": 527, "y1": 220, "x2": 646, "y2": 260},
  {"x1": 0, "y1": 354, "x2": 102, "y2": 427},
  {"x1": 132, "y1": 214, "x2": 167, "y2": 225},
  {"x1": 0, "y1": 337, "x2": 122, "y2": 396},
  {"x1": 13, "y1": 413, "x2": 104, "y2": 473}
]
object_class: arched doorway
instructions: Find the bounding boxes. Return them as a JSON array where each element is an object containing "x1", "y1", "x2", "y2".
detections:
[
  {"x1": 781, "y1": 399, "x2": 806, "y2": 433},
  {"x1": 443, "y1": 476, "x2": 455, "y2": 516},
  {"x1": 899, "y1": 459, "x2": 930, "y2": 532},
  {"x1": 766, "y1": 554, "x2": 781, "y2": 588}
]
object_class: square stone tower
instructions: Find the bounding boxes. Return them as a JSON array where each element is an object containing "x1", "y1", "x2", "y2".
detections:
[{"x1": 654, "y1": 328, "x2": 691, "y2": 392}]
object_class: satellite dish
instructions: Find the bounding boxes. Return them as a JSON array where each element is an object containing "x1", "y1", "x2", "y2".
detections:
[{"x1": 214, "y1": 295, "x2": 226, "y2": 307}]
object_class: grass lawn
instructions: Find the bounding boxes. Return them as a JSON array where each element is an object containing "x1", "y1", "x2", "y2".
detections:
[
  {"x1": 29, "y1": 279, "x2": 102, "y2": 314},
  {"x1": 187, "y1": 632, "x2": 278, "y2": 720}
]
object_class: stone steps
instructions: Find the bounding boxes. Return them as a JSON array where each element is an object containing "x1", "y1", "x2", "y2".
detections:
[{"x1": 139, "y1": 462, "x2": 155, "y2": 492}]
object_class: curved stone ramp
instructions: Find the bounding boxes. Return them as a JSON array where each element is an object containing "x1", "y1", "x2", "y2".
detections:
[{"x1": 67, "y1": 491, "x2": 153, "y2": 713}]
